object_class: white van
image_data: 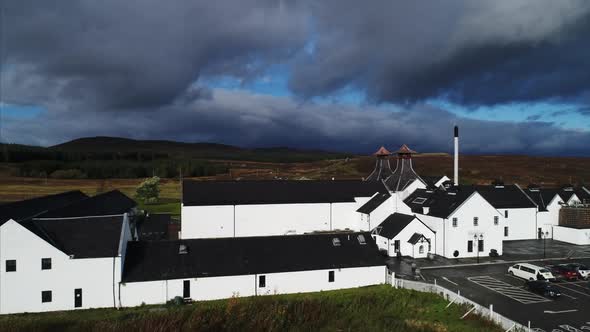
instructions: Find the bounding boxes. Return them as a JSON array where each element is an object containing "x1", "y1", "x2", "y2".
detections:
[{"x1": 508, "y1": 263, "x2": 555, "y2": 281}]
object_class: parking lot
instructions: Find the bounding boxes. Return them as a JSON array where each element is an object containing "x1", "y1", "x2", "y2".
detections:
[{"x1": 421, "y1": 258, "x2": 590, "y2": 332}]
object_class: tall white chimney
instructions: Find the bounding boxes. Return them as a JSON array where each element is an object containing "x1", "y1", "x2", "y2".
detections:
[{"x1": 454, "y1": 126, "x2": 459, "y2": 186}]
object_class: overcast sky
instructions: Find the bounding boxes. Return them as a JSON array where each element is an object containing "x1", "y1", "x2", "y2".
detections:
[{"x1": 2, "y1": 1, "x2": 590, "y2": 155}]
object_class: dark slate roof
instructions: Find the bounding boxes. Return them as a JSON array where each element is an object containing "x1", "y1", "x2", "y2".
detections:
[
  {"x1": 375, "y1": 213, "x2": 416, "y2": 239},
  {"x1": 139, "y1": 213, "x2": 170, "y2": 241},
  {"x1": 23, "y1": 216, "x2": 124, "y2": 258},
  {"x1": 37, "y1": 190, "x2": 136, "y2": 218},
  {"x1": 0, "y1": 191, "x2": 88, "y2": 225},
  {"x1": 421, "y1": 176, "x2": 446, "y2": 189},
  {"x1": 404, "y1": 187, "x2": 477, "y2": 218},
  {"x1": 558, "y1": 188, "x2": 590, "y2": 203},
  {"x1": 357, "y1": 193, "x2": 391, "y2": 214},
  {"x1": 474, "y1": 185, "x2": 536, "y2": 209},
  {"x1": 383, "y1": 158, "x2": 425, "y2": 192},
  {"x1": 182, "y1": 180, "x2": 388, "y2": 206},
  {"x1": 525, "y1": 189, "x2": 560, "y2": 211},
  {"x1": 122, "y1": 232, "x2": 384, "y2": 282},
  {"x1": 407, "y1": 233, "x2": 428, "y2": 245}
]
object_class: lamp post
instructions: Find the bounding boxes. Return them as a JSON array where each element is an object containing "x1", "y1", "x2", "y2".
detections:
[
  {"x1": 474, "y1": 233, "x2": 484, "y2": 263},
  {"x1": 542, "y1": 231, "x2": 550, "y2": 259}
]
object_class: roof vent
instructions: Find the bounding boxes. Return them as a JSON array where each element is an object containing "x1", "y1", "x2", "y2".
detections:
[
  {"x1": 412, "y1": 197, "x2": 427, "y2": 204},
  {"x1": 492, "y1": 179, "x2": 504, "y2": 188},
  {"x1": 357, "y1": 234, "x2": 366, "y2": 245},
  {"x1": 332, "y1": 238, "x2": 341, "y2": 247},
  {"x1": 179, "y1": 244, "x2": 189, "y2": 254}
]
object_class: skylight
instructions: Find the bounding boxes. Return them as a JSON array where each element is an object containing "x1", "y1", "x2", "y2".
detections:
[
  {"x1": 332, "y1": 238, "x2": 341, "y2": 247},
  {"x1": 412, "y1": 197, "x2": 427, "y2": 204},
  {"x1": 357, "y1": 234, "x2": 366, "y2": 245}
]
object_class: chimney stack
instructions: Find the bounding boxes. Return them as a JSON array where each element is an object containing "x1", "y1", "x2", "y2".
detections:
[{"x1": 454, "y1": 126, "x2": 459, "y2": 186}]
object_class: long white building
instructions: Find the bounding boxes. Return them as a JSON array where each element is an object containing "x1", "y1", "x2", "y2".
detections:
[
  {"x1": 180, "y1": 180, "x2": 387, "y2": 239},
  {"x1": 120, "y1": 232, "x2": 386, "y2": 306}
]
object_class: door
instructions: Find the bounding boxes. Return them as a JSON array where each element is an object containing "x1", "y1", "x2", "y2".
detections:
[
  {"x1": 74, "y1": 288, "x2": 82, "y2": 308},
  {"x1": 467, "y1": 240, "x2": 473, "y2": 253},
  {"x1": 538, "y1": 228, "x2": 543, "y2": 239},
  {"x1": 478, "y1": 239, "x2": 484, "y2": 252},
  {"x1": 183, "y1": 280, "x2": 190, "y2": 298}
]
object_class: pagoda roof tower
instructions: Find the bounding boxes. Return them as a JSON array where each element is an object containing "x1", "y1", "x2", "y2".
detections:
[
  {"x1": 365, "y1": 146, "x2": 394, "y2": 181},
  {"x1": 384, "y1": 144, "x2": 425, "y2": 192}
]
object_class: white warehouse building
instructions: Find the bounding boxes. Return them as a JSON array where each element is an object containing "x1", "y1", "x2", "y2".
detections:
[
  {"x1": 180, "y1": 180, "x2": 387, "y2": 239},
  {"x1": 120, "y1": 232, "x2": 386, "y2": 306}
]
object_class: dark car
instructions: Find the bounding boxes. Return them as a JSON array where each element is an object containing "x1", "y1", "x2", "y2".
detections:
[
  {"x1": 526, "y1": 280, "x2": 561, "y2": 298},
  {"x1": 562, "y1": 263, "x2": 590, "y2": 280},
  {"x1": 545, "y1": 264, "x2": 578, "y2": 281}
]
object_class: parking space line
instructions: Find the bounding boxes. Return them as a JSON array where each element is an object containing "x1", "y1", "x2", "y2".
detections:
[
  {"x1": 554, "y1": 283, "x2": 590, "y2": 298},
  {"x1": 468, "y1": 276, "x2": 550, "y2": 304}
]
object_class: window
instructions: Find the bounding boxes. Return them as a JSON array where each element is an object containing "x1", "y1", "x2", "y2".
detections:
[
  {"x1": 259, "y1": 275, "x2": 266, "y2": 288},
  {"x1": 42, "y1": 258, "x2": 52, "y2": 270},
  {"x1": 5, "y1": 260, "x2": 16, "y2": 272},
  {"x1": 419, "y1": 245, "x2": 424, "y2": 254},
  {"x1": 428, "y1": 242, "x2": 431, "y2": 252},
  {"x1": 473, "y1": 217, "x2": 479, "y2": 226},
  {"x1": 467, "y1": 240, "x2": 473, "y2": 253},
  {"x1": 452, "y1": 218, "x2": 458, "y2": 227},
  {"x1": 412, "y1": 197, "x2": 427, "y2": 204},
  {"x1": 504, "y1": 226, "x2": 509, "y2": 237},
  {"x1": 42, "y1": 291, "x2": 52, "y2": 303},
  {"x1": 505, "y1": 210, "x2": 509, "y2": 218},
  {"x1": 394, "y1": 240, "x2": 400, "y2": 253},
  {"x1": 494, "y1": 216, "x2": 499, "y2": 225},
  {"x1": 357, "y1": 234, "x2": 366, "y2": 245},
  {"x1": 478, "y1": 239, "x2": 484, "y2": 252},
  {"x1": 328, "y1": 271, "x2": 335, "y2": 282}
]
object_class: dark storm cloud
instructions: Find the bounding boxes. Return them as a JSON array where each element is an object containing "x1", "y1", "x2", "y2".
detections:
[
  {"x1": 526, "y1": 115, "x2": 542, "y2": 121},
  {"x1": 4, "y1": 89, "x2": 590, "y2": 156},
  {"x1": 290, "y1": 1, "x2": 590, "y2": 105},
  {"x1": 2, "y1": 1, "x2": 590, "y2": 155},
  {"x1": 2, "y1": 0, "x2": 308, "y2": 108}
]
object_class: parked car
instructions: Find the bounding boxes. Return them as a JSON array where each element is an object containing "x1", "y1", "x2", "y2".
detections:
[
  {"x1": 508, "y1": 263, "x2": 556, "y2": 281},
  {"x1": 562, "y1": 263, "x2": 590, "y2": 280},
  {"x1": 525, "y1": 280, "x2": 561, "y2": 298},
  {"x1": 545, "y1": 264, "x2": 578, "y2": 281}
]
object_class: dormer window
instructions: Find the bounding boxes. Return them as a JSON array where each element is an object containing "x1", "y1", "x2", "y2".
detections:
[{"x1": 412, "y1": 197, "x2": 427, "y2": 204}]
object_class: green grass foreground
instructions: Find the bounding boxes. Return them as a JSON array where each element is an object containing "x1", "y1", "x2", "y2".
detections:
[{"x1": 0, "y1": 285, "x2": 502, "y2": 332}]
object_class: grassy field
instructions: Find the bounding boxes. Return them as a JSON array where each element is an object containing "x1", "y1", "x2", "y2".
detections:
[{"x1": 0, "y1": 285, "x2": 502, "y2": 332}]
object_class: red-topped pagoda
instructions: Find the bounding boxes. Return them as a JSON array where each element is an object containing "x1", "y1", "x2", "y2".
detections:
[
  {"x1": 384, "y1": 144, "x2": 425, "y2": 191},
  {"x1": 365, "y1": 146, "x2": 394, "y2": 181}
]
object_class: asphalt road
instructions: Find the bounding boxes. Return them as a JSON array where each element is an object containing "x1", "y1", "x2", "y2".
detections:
[{"x1": 421, "y1": 258, "x2": 590, "y2": 332}]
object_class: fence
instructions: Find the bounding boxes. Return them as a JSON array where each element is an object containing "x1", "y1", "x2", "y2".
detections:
[{"x1": 391, "y1": 274, "x2": 530, "y2": 332}]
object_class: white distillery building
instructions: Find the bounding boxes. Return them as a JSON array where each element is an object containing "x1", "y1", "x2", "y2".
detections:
[
  {"x1": 0, "y1": 215, "x2": 132, "y2": 314},
  {"x1": 119, "y1": 232, "x2": 386, "y2": 306},
  {"x1": 371, "y1": 213, "x2": 436, "y2": 258},
  {"x1": 180, "y1": 180, "x2": 387, "y2": 239},
  {"x1": 475, "y1": 182, "x2": 537, "y2": 241},
  {"x1": 525, "y1": 185, "x2": 590, "y2": 239},
  {"x1": 404, "y1": 186, "x2": 504, "y2": 259}
]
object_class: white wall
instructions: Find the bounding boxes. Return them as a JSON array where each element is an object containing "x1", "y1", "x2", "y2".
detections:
[
  {"x1": 553, "y1": 226, "x2": 590, "y2": 245},
  {"x1": 181, "y1": 205, "x2": 234, "y2": 238},
  {"x1": 365, "y1": 196, "x2": 395, "y2": 230},
  {"x1": 182, "y1": 198, "x2": 377, "y2": 239},
  {"x1": 0, "y1": 220, "x2": 120, "y2": 314},
  {"x1": 121, "y1": 266, "x2": 385, "y2": 306},
  {"x1": 390, "y1": 219, "x2": 435, "y2": 258},
  {"x1": 235, "y1": 204, "x2": 331, "y2": 236},
  {"x1": 444, "y1": 193, "x2": 504, "y2": 258},
  {"x1": 502, "y1": 208, "x2": 538, "y2": 241}
]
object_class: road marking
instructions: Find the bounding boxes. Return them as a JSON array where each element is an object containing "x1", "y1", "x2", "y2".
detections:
[
  {"x1": 442, "y1": 276, "x2": 459, "y2": 286},
  {"x1": 554, "y1": 283, "x2": 590, "y2": 298},
  {"x1": 543, "y1": 309, "x2": 578, "y2": 314},
  {"x1": 467, "y1": 276, "x2": 551, "y2": 304}
]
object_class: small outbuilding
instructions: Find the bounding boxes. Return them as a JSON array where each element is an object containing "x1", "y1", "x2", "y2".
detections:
[{"x1": 371, "y1": 213, "x2": 435, "y2": 258}]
